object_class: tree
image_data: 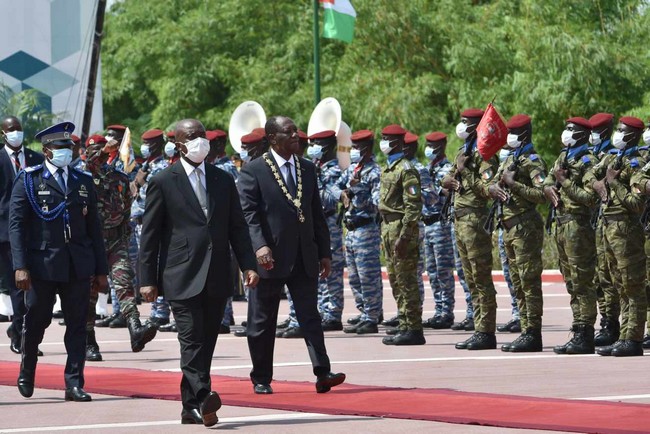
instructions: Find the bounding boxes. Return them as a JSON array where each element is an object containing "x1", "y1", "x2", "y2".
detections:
[{"x1": 0, "y1": 83, "x2": 56, "y2": 146}]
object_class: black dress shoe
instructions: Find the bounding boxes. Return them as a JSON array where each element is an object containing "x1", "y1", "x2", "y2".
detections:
[
  {"x1": 9, "y1": 340, "x2": 21, "y2": 354},
  {"x1": 219, "y1": 324, "x2": 231, "y2": 334},
  {"x1": 381, "y1": 315, "x2": 400, "y2": 327},
  {"x1": 254, "y1": 383, "x2": 273, "y2": 394},
  {"x1": 316, "y1": 372, "x2": 346, "y2": 393},
  {"x1": 451, "y1": 317, "x2": 475, "y2": 331},
  {"x1": 611, "y1": 340, "x2": 644, "y2": 357},
  {"x1": 497, "y1": 318, "x2": 521, "y2": 333},
  {"x1": 52, "y1": 310, "x2": 64, "y2": 319},
  {"x1": 241, "y1": 320, "x2": 248, "y2": 327},
  {"x1": 321, "y1": 320, "x2": 343, "y2": 331},
  {"x1": 0, "y1": 313, "x2": 10, "y2": 322},
  {"x1": 466, "y1": 332, "x2": 497, "y2": 350},
  {"x1": 281, "y1": 327, "x2": 303, "y2": 338},
  {"x1": 85, "y1": 330, "x2": 103, "y2": 362},
  {"x1": 158, "y1": 321, "x2": 177, "y2": 332},
  {"x1": 65, "y1": 387, "x2": 92, "y2": 402},
  {"x1": 17, "y1": 370, "x2": 34, "y2": 398},
  {"x1": 181, "y1": 408, "x2": 202, "y2": 424},
  {"x1": 234, "y1": 328, "x2": 247, "y2": 337},
  {"x1": 200, "y1": 391, "x2": 222, "y2": 427},
  {"x1": 347, "y1": 314, "x2": 362, "y2": 325}
]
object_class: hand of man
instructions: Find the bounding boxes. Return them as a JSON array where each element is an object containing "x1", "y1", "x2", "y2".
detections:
[
  {"x1": 543, "y1": 186, "x2": 561, "y2": 208},
  {"x1": 319, "y1": 258, "x2": 331, "y2": 279},
  {"x1": 349, "y1": 177, "x2": 360, "y2": 187},
  {"x1": 488, "y1": 184, "x2": 509, "y2": 202},
  {"x1": 94, "y1": 275, "x2": 109, "y2": 294},
  {"x1": 606, "y1": 167, "x2": 621, "y2": 184},
  {"x1": 554, "y1": 168, "x2": 569, "y2": 184},
  {"x1": 15, "y1": 269, "x2": 31, "y2": 291},
  {"x1": 256, "y1": 246, "x2": 274, "y2": 270},
  {"x1": 457, "y1": 155, "x2": 470, "y2": 172},
  {"x1": 340, "y1": 190, "x2": 351, "y2": 209},
  {"x1": 243, "y1": 270, "x2": 259, "y2": 288},
  {"x1": 441, "y1": 177, "x2": 460, "y2": 191},
  {"x1": 394, "y1": 237, "x2": 409, "y2": 259},
  {"x1": 140, "y1": 286, "x2": 158, "y2": 303},
  {"x1": 102, "y1": 139, "x2": 120, "y2": 154},
  {"x1": 592, "y1": 180, "x2": 608, "y2": 202},
  {"x1": 501, "y1": 168, "x2": 516, "y2": 187},
  {"x1": 134, "y1": 168, "x2": 148, "y2": 187}
]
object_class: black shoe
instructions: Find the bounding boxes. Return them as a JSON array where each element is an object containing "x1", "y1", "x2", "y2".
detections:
[
  {"x1": 158, "y1": 321, "x2": 177, "y2": 332},
  {"x1": 9, "y1": 337, "x2": 20, "y2": 354},
  {"x1": 85, "y1": 330, "x2": 103, "y2": 362},
  {"x1": 219, "y1": 324, "x2": 231, "y2": 334},
  {"x1": 381, "y1": 315, "x2": 399, "y2": 327},
  {"x1": 385, "y1": 327, "x2": 402, "y2": 336},
  {"x1": 596, "y1": 339, "x2": 624, "y2": 356},
  {"x1": 355, "y1": 321, "x2": 379, "y2": 334},
  {"x1": 643, "y1": 334, "x2": 650, "y2": 349},
  {"x1": 382, "y1": 330, "x2": 425, "y2": 346},
  {"x1": 0, "y1": 314, "x2": 9, "y2": 322},
  {"x1": 108, "y1": 315, "x2": 127, "y2": 328},
  {"x1": 147, "y1": 317, "x2": 170, "y2": 328},
  {"x1": 52, "y1": 310, "x2": 64, "y2": 319},
  {"x1": 594, "y1": 319, "x2": 619, "y2": 346},
  {"x1": 64, "y1": 387, "x2": 92, "y2": 402},
  {"x1": 281, "y1": 327, "x2": 303, "y2": 338},
  {"x1": 455, "y1": 333, "x2": 478, "y2": 350},
  {"x1": 451, "y1": 317, "x2": 474, "y2": 331},
  {"x1": 346, "y1": 314, "x2": 362, "y2": 325},
  {"x1": 200, "y1": 391, "x2": 221, "y2": 427},
  {"x1": 466, "y1": 332, "x2": 497, "y2": 350},
  {"x1": 321, "y1": 320, "x2": 343, "y2": 331},
  {"x1": 17, "y1": 368, "x2": 35, "y2": 398},
  {"x1": 128, "y1": 317, "x2": 157, "y2": 353},
  {"x1": 254, "y1": 383, "x2": 273, "y2": 394},
  {"x1": 502, "y1": 333, "x2": 526, "y2": 352},
  {"x1": 497, "y1": 318, "x2": 521, "y2": 333},
  {"x1": 277, "y1": 318, "x2": 291, "y2": 329},
  {"x1": 343, "y1": 323, "x2": 359, "y2": 334},
  {"x1": 553, "y1": 326, "x2": 576, "y2": 355},
  {"x1": 566, "y1": 325, "x2": 595, "y2": 354},
  {"x1": 95, "y1": 313, "x2": 118, "y2": 328},
  {"x1": 316, "y1": 372, "x2": 346, "y2": 393},
  {"x1": 431, "y1": 315, "x2": 455, "y2": 330},
  {"x1": 181, "y1": 408, "x2": 203, "y2": 424},
  {"x1": 509, "y1": 328, "x2": 543, "y2": 352},
  {"x1": 234, "y1": 328, "x2": 247, "y2": 337},
  {"x1": 241, "y1": 320, "x2": 248, "y2": 327},
  {"x1": 611, "y1": 340, "x2": 644, "y2": 357},
  {"x1": 422, "y1": 315, "x2": 441, "y2": 329}
]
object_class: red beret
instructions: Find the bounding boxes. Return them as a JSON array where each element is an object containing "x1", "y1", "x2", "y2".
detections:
[
  {"x1": 619, "y1": 116, "x2": 645, "y2": 130},
  {"x1": 106, "y1": 124, "x2": 126, "y2": 132},
  {"x1": 461, "y1": 108, "x2": 484, "y2": 119},
  {"x1": 506, "y1": 114, "x2": 531, "y2": 129},
  {"x1": 213, "y1": 129, "x2": 226, "y2": 138},
  {"x1": 141, "y1": 129, "x2": 164, "y2": 140},
  {"x1": 252, "y1": 127, "x2": 266, "y2": 137},
  {"x1": 298, "y1": 130, "x2": 308, "y2": 140},
  {"x1": 308, "y1": 130, "x2": 336, "y2": 140},
  {"x1": 381, "y1": 124, "x2": 407, "y2": 136},
  {"x1": 589, "y1": 113, "x2": 614, "y2": 128},
  {"x1": 425, "y1": 132, "x2": 447, "y2": 142},
  {"x1": 351, "y1": 129, "x2": 373, "y2": 141},
  {"x1": 166, "y1": 131, "x2": 175, "y2": 139},
  {"x1": 566, "y1": 117, "x2": 592, "y2": 129},
  {"x1": 85, "y1": 134, "x2": 107, "y2": 146},
  {"x1": 71, "y1": 134, "x2": 80, "y2": 144},
  {"x1": 241, "y1": 132, "x2": 264, "y2": 145},
  {"x1": 404, "y1": 132, "x2": 418, "y2": 144},
  {"x1": 205, "y1": 130, "x2": 218, "y2": 141}
]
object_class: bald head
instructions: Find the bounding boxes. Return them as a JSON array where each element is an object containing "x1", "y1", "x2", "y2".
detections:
[
  {"x1": 175, "y1": 119, "x2": 205, "y2": 144},
  {"x1": 1, "y1": 116, "x2": 23, "y2": 148}
]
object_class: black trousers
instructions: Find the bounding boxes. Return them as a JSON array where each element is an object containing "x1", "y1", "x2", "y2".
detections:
[
  {"x1": 0, "y1": 242, "x2": 24, "y2": 341},
  {"x1": 169, "y1": 291, "x2": 227, "y2": 411},
  {"x1": 25, "y1": 277, "x2": 90, "y2": 388},
  {"x1": 247, "y1": 255, "x2": 331, "y2": 385}
]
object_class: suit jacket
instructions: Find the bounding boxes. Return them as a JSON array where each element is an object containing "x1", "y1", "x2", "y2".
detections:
[
  {"x1": 9, "y1": 165, "x2": 108, "y2": 282},
  {"x1": 0, "y1": 147, "x2": 43, "y2": 243},
  {"x1": 139, "y1": 161, "x2": 256, "y2": 300},
  {"x1": 238, "y1": 152, "x2": 331, "y2": 279}
]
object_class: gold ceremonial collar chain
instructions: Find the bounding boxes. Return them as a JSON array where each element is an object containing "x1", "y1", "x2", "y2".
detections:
[{"x1": 263, "y1": 154, "x2": 305, "y2": 223}]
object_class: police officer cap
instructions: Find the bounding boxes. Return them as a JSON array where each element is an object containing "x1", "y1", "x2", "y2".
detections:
[
  {"x1": 106, "y1": 124, "x2": 127, "y2": 132},
  {"x1": 425, "y1": 131, "x2": 447, "y2": 142},
  {"x1": 404, "y1": 132, "x2": 418, "y2": 145},
  {"x1": 381, "y1": 124, "x2": 406, "y2": 136},
  {"x1": 566, "y1": 117, "x2": 592, "y2": 129},
  {"x1": 619, "y1": 116, "x2": 645, "y2": 130},
  {"x1": 298, "y1": 130, "x2": 308, "y2": 140},
  {"x1": 141, "y1": 129, "x2": 164, "y2": 140},
  {"x1": 241, "y1": 132, "x2": 264, "y2": 145},
  {"x1": 85, "y1": 134, "x2": 107, "y2": 147},
  {"x1": 589, "y1": 113, "x2": 614, "y2": 128},
  {"x1": 308, "y1": 130, "x2": 336, "y2": 140},
  {"x1": 506, "y1": 114, "x2": 531, "y2": 129},
  {"x1": 351, "y1": 129, "x2": 373, "y2": 141},
  {"x1": 35, "y1": 121, "x2": 76, "y2": 145},
  {"x1": 461, "y1": 108, "x2": 484, "y2": 119}
]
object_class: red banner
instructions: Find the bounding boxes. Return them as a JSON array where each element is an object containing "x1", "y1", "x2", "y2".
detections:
[{"x1": 476, "y1": 103, "x2": 507, "y2": 161}]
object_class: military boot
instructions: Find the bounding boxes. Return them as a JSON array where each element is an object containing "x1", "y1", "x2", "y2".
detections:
[
  {"x1": 382, "y1": 330, "x2": 425, "y2": 346},
  {"x1": 455, "y1": 332, "x2": 478, "y2": 350},
  {"x1": 502, "y1": 333, "x2": 525, "y2": 352},
  {"x1": 566, "y1": 325, "x2": 595, "y2": 354},
  {"x1": 553, "y1": 326, "x2": 576, "y2": 355},
  {"x1": 381, "y1": 315, "x2": 400, "y2": 327},
  {"x1": 466, "y1": 332, "x2": 497, "y2": 350},
  {"x1": 596, "y1": 339, "x2": 624, "y2": 356},
  {"x1": 85, "y1": 330, "x2": 103, "y2": 362},
  {"x1": 611, "y1": 340, "x2": 644, "y2": 357},
  {"x1": 643, "y1": 334, "x2": 650, "y2": 349},
  {"x1": 594, "y1": 319, "x2": 619, "y2": 346},
  {"x1": 451, "y1": 317, "x2": 475, "y2": 331},
  {"x1": 509, "y1": 328, "x2": 543, "y2": 352},
  {"x1": 128, "y1": 316, "x2": 158, "y2": 353}
]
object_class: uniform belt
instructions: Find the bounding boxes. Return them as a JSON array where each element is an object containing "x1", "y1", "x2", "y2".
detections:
[
  {"x1": 344, "y1": 217, "x2": 374, "y2": 231},
  {"x1": 501, "y1": 209, "x2": 537, "y2": 231},
  {"x1": 324, "y1": 209, "x2": 337, "y2": 218},
  {"x1": 380, "y1": 212, "x2": 402, "y2": 224},
  {"x1": 454, "y1": 207, "x2": 484, "y2": 219},
  {"x1": 601, "y1": 214, "x2": 627, "y2": 225},
  {"x1": 422, "y1": 213, "x2": 441, "y2": 225},
  {"x1": 555, "y1": 213, "x2": 590, "y2": 226}
]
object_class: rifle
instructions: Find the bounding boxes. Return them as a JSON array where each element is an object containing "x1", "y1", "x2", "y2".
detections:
[
  {"x1": 546, "y1": 148, "x2": 570, "y2": 234},
  {"x1": 486, "y1": 153, "x2": 520, "y2": 234},
  {"x1": 441, "y1": 142, "x2": 473, "y2": 223},
  {"x1": 604, "y1": 150, "x2": 625, "y2": 205}
]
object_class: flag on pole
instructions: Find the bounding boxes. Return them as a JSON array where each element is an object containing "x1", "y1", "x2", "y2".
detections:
[
  {"x1": 476, "y1": 103, "x2": 508, "y2": 161},
  {"x1": 321, "y1": 0, "x2": 356, "y2": 43}
]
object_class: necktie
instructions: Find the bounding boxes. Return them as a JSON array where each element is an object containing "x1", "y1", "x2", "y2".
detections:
[
  {"x1": 193, "y1": 168, "x2": 208, "y2": 217},
  {"x1": 284, "y1": 161, "x2": 296, "y2": 197},
  {"x1": 12, "y1": 150, "x2": 21, "y2": 173},
  {"x1": 55, "y1": 168, "x2": 66, "y2": 192}
]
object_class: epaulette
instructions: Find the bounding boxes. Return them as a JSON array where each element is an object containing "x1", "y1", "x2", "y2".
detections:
[
  {"x1": 581, "y1": 155, "x2": 592, "y2": 165},
  {"x1": 630, "y1": 158, "x2": 640, "y2": 168},
  {"x1": 24, "y1": 164, "x2": 42, "y2": 173},
  {"x1": 529, "y1": 154, "x2": 539, "y2": 161},
  {"x1": 71, "y1": 167, "x2": 92, "y2": 178}
]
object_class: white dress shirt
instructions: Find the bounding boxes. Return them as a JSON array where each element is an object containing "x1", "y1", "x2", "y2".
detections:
[
  {"x1": 270, "y1": 148, "x2": 296, "y2": 186},
  {"x1": 4, "y1": 145, "x2": 26, "y2": 175},
  {"x1": 44, "y1": 159, "x2": 68, "y2": 189},
  {"x1": 180, "y1": 158, "x2": 207, "y2": 191}
]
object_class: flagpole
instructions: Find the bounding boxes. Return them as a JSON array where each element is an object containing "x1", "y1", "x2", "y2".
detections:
[{"x1": 313, "y1": 0, "x2": 321, "y2": 105}]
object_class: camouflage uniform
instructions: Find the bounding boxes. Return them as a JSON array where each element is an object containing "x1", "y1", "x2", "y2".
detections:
[
  {"x1": 584, "y1": 149, "x2": 647, "y2": 344},
  {"x1": 411, "y1": 158, "x2": 436, "y2": 306},
  {"x1": 338, "y1": 159, "x2": 383, "y2": 324},
  {"x1": 634, "y1": 146, "x2": 650, "y2": 344},
  {"x1": 380, "y1": 153, "x2": 423, "y2": 333},
  {"x1": 498, "y1": 229, "x2": 518, "y2": 319}
]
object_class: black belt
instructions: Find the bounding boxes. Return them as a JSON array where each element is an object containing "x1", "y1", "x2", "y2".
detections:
[
  {"x1": 380, "y1": 213, "x2": 402, "y2": 224},
  {"x1": 344, "y1": 217, "x2": 374, "y2": 231},
  {"x1": 454, "y1": 207, "x2": 485, "y2": 219},
  {"x1": 602, "y1": 214, "x2": 627, "y2": 225},
  {"x1": 422, "y1": 214, "x2": 441, "y2": 225},
  {"x1": 501, "y1": 210, "x2": 538, "y2": 231},
  {"x1": 555, "y1": 213, "x2": 590, "y2": 226}
]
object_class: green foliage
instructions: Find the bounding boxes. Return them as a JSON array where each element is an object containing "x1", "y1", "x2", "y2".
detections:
[{"x1": 0, "y1": 83, "x2": 56, "y2": 148}]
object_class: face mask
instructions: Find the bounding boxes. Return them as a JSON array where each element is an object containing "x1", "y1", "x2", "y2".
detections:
[
  {"x1": 589, "y1": 132, "x2": 601, "y2": 146},
  {"x1": 307, "y1": 144, "x2": 323, "y2": 160},
  {"x1": 140, "y1": 144, "x2": 151, "y2": 159},
  {"x1": 4, "y1": 131, "x2": 23, "y2": 147},
  {"x1": 612, "y1": 131, "x2": 628, "y2": 150},
  {"x1": 506, "y1": 133, "x2": 522, "y2": 148},
  {"x1": 379, "y1": 139, "x2": 395, "y2": 155},
  {"x1": 182, "y1": 137, "x2": 210, "y2": 163},
  {"x1": 424, "y1": 147, "x2": 437, "y2": 160},
  {"x1": 498, "y1": 148, "x2": 511, "y2": 162},
  {"x1": 105, "y1": 135, "x2": 114, "y2": 143},
  {"x1": 643, "y1": 129, "x2": 650, "y2": 146},
  {"x1": 561, "y1": 130, "x2": 576, "y2": 147},
  {"x1": 49, "y1": 148, "x2": 73, "y2": 168},
  {"x1": 164, "y1": 142, "x2": 176, "y2": 158},
  {"x1": 455, "y1": 122, "x2": 472, "y2": 140},
  {"x1": 350, "y1": 148, "x2": 362, "y2": 163},
  {"x1": 239, "y1": 149, "x2": 250, "y2": 162}
]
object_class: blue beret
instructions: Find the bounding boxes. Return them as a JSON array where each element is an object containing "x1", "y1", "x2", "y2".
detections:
[{"x1": 35, "y1": 122, "x2": 76, "y2": 145}]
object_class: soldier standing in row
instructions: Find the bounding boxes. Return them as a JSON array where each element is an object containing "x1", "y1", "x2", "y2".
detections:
[{"x1": 634, "y1": 119, "x2": 650, "y2": 350}]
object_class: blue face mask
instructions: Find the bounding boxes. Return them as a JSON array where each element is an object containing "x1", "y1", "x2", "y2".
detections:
[
  {"x1": 350, "y1": 148, "x2": 362, "y2": 163},
  {"x1": 307, "y1": 144, "x2": 323, "y2": 160},
  {"x1": 164, "y1": 142, "x2": 176, "y2": 158},
  {"x1": 49, "y1": 148, "x2": 73, "y2": 168},
  {"x1": 140, "y1": 144, "x2": 151, "y2": 159},
  {"x1": 424, "y1": 147, "x2": 437, "y2": 160},
  {"x1": 240, "y1": 149, "x2": 250, "y2": 162}
]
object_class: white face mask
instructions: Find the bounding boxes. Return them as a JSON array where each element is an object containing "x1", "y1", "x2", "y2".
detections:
[
  {"x1": 561, "y1": 130, "x2": 576, "y2": 147},
  {"x1": 350, "y1": 148, "x2": 362, "y2": 163},
  {"x1": 182, "y1": 137, "x2": 210, "y2": 163},
  {"x1": 239, "y1": 149, "x2": 250, "y2": 162},
  {"x1": 379, "y1": 139, "x2": 395, "y2": 155},
  {"x1": 164, "y1": 142, "x2": 176, "y2": 158},
  {"x1": 49, "y1": 148, "x2": 73, "y2": 168},
  {"x1": 140, "y1": 144, "x2": 151, "y2": 159},
  {"x1": 4, "y1": 130, "x2": 24, "y2": 147},
  {"x1": 307, "y1": 144, "x2": 323, "y2": 160},
  {"x1": 612, "y1": 131, "x2": 628, "y2": 150},
  {"x1": 643, "y1": 129, "x2": 650, "y2": 146},
  {"x1": 455, "y1": 122, "x2": 471, "y2": 140},
  {"x1": 589, "y1": 132, "x2": 601, "y2": 146},
  {"x1": 498, "y1": 148, "x2": 511, "y2": 162},
  {"x1": 424, "y1": 147, "x2": 437, "y2": 160},
  {"x1": 506, "y1": 133, "x2": 522, "y2": 148}
]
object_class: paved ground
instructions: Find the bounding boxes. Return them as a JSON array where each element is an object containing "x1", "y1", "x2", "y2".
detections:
[{"x1": 0, "y1": 276, "x2": 648, "y2": 433}]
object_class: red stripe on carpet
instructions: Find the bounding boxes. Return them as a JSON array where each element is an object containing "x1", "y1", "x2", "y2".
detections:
[{"x1": 1, "y1": 361, "x2": 647, "y2": 434}]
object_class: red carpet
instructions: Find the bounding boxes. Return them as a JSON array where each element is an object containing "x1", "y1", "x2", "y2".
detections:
[{"x1": 1, "y1": 361, "x2": 647, "y2": 434}]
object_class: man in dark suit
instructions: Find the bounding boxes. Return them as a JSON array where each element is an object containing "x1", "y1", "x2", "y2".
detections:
[
  {"x1": 139, "y1": 119, "x2": 258, "y2": 427},
  {"x1": 10, "y1": 121, "x2": 109, "y2": 402},
  {"x1": 1, "y1": 116, "x2": 44, "y2": 354},
  {"x1": 238, "y1": 116, "x2": 346, "y2": 395}
]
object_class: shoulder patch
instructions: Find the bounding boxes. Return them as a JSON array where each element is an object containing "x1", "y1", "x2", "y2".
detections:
[
  {"x1": 24, "y1": 164, "x2": 43, "y2": 173},
  {"x1": 581, "y1": 155, "x2": 591, "y2": 165},
  {"x1": 529, "y1": 154, "x2": 539, "y2": 161},
  {"x1": 630, "y1": 158, "x2": 640, "y2": 168}
]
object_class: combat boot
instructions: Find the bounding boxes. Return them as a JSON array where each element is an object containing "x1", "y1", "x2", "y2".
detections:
[
  {"x1": 509, "y1": 328, "x2": 543, "y2": 352},
  {"x1": 382, "y1": 330, "x2": 425, "y2": 346},
  {"x1": 643, "y1": 334, "x2": 650, "y2": 349},
  {"x1": 455, "y1": 332, "x2": 478, "y2": 350},
  {"x1": 553, "y1": 326, "x2": 576, "y2": 355},
  {"x1": 497, "y1": 318, "x2": 521, "y2": 333},
  {"x1": 466, "y1": 332, "x2": 497, "y2": 350},
  {"x1": 85, "y1": 330, "x2": 103, "y2": 362},
  {"x1": 385, "y1": 327, "x2": 402, "y2": 336},
  {"x1": 381, "y1": 315, "x2": 400, "y2": 327},
  {"x1": 596, "y1": 339, "x2": 624, "y2": 356},
  {"x1": 354, "y1": 321, "x2": 378, "y2": 334},
  {"x1": 502, "y1": 333, "x2": 525, "y2": 352},
  {"x1": 128, "y1": 317, "x2": 158, "y2": 353},
  {"x1": 566, "y1": 325, "x2": 595, "y2": 354},
  {"x1": 611, "y1": 340, "x2": 644, "y2": 357},
  {"x1": 451, "y1": 317, "x2": 474, "y2": 331},
  {"x1": 594, "y1": 319, "x2": 619, "y2": 346},
  {"x1": 431, "y1": 314, "x2": 454, "y2": 330}
]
